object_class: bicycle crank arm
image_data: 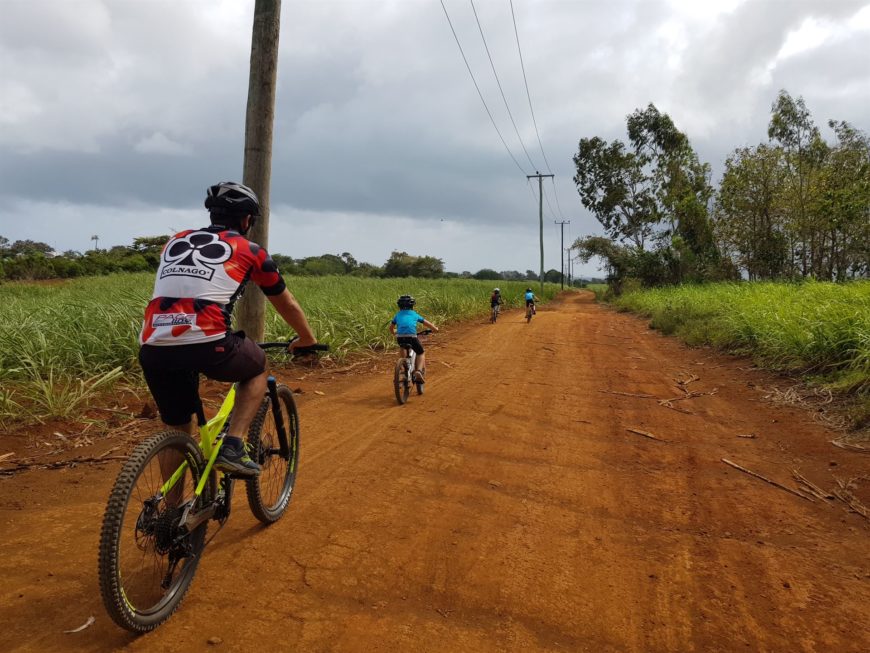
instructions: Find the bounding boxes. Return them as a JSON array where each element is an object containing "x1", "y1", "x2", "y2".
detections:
[{"x1": 179, "y1": 503, "x2": 217, "y2": 532}]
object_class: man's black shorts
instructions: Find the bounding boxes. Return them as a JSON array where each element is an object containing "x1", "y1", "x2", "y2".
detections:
[
  {"x1": 139, "y1": 332, "x2": 266, "y2": 426},
  {"x1": 396, "y1": 336, "x2": 424, "y2": 355}
]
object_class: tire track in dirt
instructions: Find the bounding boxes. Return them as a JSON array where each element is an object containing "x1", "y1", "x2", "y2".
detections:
[{"x1": 1, "y1": 292, "x2": 867, "y2": 652}]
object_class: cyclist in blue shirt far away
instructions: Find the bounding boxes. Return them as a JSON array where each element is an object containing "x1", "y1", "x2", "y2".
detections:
[
  {"x1": 524, "y1": 287, "x2": 538, "y2": 315},
  {"x1": 389, "y1": 295, "x2": 439, "y2": 384}
]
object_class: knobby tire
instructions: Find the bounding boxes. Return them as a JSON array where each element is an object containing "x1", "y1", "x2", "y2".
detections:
[
  {"x1": 394, "y1": 359, "x2": 410, "y2": 405},
  {"x1": 246, "y1": 385, "x2": 300, "y2": 524},
  {"x1": 98, "y1": 430, "x2": 214, "y2": 633}
]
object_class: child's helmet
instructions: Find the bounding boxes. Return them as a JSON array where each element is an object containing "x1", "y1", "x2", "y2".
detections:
[
  {"x1": 397, "y1": 295, "x2": 416, "y2": 309},
  {"x1": 494, "y1": 288, "x2": 500, "y2": 293},
  {"x1": 526, "y1": 287, "x2": 532, "y2": 292}
]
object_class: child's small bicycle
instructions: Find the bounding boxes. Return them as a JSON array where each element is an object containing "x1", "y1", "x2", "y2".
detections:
[
  {"x1": 98, "y1": 337, "x2": 327, "y2": 633},
  {"x1": 525, "y1": 302, "x2": 536, "y2": 322},
  {"x1": 490, "y1": 303, "x2": 501, "y2": 323},
  {"x1": 393, "y1": 329, "x2": 432, "y2": 405}
]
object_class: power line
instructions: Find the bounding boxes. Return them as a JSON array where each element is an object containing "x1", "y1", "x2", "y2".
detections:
[
  {"x1": 541, "y1": 182, "x2": 558, "y2": 220},
  {"x1": 509, "y1": 1, "x2": 572, "y2": 223},
  {"x1": 550, "y1": 176, "x2": 567, "y2": 220},
  {"x1": 469, "y1": 0, "x2": 538, "y2": 171},
  {"x1": 509, "y1": 0, "x2": 552, "y2": 174},
  {"x1": 439, "y1": 0, "x2": 528, "y2": 176}
]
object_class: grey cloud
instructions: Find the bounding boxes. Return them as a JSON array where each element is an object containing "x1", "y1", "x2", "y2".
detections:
[{"x1": 1, "y1": 0, "x2": 868, "y2": 275}]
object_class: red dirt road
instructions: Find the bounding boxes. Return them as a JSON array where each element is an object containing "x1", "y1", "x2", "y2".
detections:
[{"x1": 1, "y1": 292, "x2": 868, "y2": 652}]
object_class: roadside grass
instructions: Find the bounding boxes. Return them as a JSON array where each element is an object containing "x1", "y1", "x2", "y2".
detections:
[
  {"x1": 585, "y1": 283, "x2": 609, "y2": 300},
  {"x1": 613, "y1": 281, "x2": 870, "y2": 427},
  {"x1": 0, "y1": 274, "x2": 558, "y2": 426}
]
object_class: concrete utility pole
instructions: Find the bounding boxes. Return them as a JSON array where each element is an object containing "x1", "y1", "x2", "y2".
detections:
[
  {"x1": 565, "y1": 246, "x2": 573, "y2": 287},
  {"x1": 554, "y1": 220, "x2": 570, "y2": 289},
  {"x1": 527, "y1": 171, "x2": 554, "y2": 293},
  {"x1": 236, "y1": 0, "x2": 282, "y2": 342}
]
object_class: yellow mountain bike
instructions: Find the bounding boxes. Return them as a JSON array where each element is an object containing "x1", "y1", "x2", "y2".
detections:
[{"x1": 98, "y1": 338, "x2": 327, "y2": 632}]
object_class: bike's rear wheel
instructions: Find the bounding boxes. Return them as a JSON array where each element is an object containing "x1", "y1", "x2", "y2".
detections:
[
  {"x1": 394, "y1": 359, "x2": 410, "y2": 405},
  {"x1": 98, "y1": 430, "x2": 214, "y2": 632},
  {"x1": 246, "y1": 385, "x2": 300, "y2": 524}
]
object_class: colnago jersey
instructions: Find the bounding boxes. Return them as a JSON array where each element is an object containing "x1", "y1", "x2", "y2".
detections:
[{"x1": 140, "y1": 226, "x2": 286, "y2": 346}]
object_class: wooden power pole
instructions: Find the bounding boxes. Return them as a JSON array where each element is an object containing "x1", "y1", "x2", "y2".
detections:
[
  {"x1": 527, "y1": 171, "x2": 553, "y2": 293},
  {"x1": 236, "y1": 0, "x2": 282, "y2": 341}
]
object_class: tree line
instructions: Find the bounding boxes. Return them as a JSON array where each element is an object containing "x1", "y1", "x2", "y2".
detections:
[
  {"x1": 0, "y1": 237, "x2": 574, "y2": 284},
  {"x1": 572, "y1": 90, "x2": 869, "y2": 290}
]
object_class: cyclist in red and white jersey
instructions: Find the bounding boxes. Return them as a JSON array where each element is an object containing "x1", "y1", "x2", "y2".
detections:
[{"x1": 138, "y1": 181, "x2": 318, "y2": 476}]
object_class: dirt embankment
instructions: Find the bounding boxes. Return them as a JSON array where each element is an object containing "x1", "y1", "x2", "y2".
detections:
[{"x1": 1, "y1": 292, "x2": 868, "y2": 652}]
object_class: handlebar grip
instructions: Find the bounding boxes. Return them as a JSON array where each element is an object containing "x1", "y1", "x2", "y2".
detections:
[
  {"x1": 258, "y1": 341, "x2": 330, "y2": 354},
  {"x1": 292, "y1": 344, "x2": 330, "y2": 355}
]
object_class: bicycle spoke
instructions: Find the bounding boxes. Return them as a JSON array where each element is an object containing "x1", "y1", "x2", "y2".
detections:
[
  {"x1": 101, "y1": 432, "x2": 215, "y2": 632},
  {"x1": 246, "y1": 387, "x2": 298, "y2": 523}
]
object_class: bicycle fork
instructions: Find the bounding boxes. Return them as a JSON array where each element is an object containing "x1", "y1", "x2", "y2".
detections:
[{"x1": 267, "y1": 376, "x2": 291, "y2": 459}]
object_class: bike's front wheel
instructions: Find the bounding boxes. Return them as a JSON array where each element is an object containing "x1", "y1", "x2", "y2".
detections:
[
  {"x1": 394, "y1": 359, "x2": 410, "y2": 405},
  {"x1": 98, "y1": 430, "x2": 214, "y2": 633},
  {"x1": 246, "y1": 385, "x2": 300, "y2": 524}
]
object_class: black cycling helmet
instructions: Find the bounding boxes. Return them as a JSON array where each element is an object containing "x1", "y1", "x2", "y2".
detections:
[
  {"x1": 205, "y1": 181, "x2": 261, "y2": 235},
  {"x1": 526, "y1": 287, "x2": 533, "y2": 292},
  {"x1": 397, "y1": 295, "x2": 416, "y2": 309}
]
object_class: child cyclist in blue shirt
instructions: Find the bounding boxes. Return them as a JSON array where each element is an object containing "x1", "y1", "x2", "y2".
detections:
[
  {"x1": 389, "y1": 295, "x2": 439, "y2": 383},
  {"x1": 524, "y1": 287, "x2": 538, "y2": 314}
]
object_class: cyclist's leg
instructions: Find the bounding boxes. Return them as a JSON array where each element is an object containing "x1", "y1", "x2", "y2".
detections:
[
  {"x1": 139, "y1": 347, "x2": 200, "y2": 505},
  {"x1": 227, "y1": 370, "x2": 268, "y2": 436},
  {"x1": 201, "y1": 334, "x2": 268, "y2": 475},
  {"x1": 410, "y1": 339, "x2": 426, "y2": 376}
]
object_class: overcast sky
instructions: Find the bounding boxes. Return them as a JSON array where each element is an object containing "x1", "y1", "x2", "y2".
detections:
[{"x1": 1, "y1": 0, "x2": 868, "y2": 276}]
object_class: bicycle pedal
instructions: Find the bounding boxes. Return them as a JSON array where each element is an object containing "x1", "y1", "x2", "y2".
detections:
[{"x1": 225, "y1": 472, "x2": 259, "y2": 480}]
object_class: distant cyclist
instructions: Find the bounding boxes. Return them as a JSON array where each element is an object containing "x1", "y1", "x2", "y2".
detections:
[
  {"x1": 489, "y1": 288, "x2": 503, "y2": 323},
  {"x1": 524, "y1": 288, "x2": 538, "y2": 315},
  {"x1": 389, "y1": 295, "x2": 439, "y2": 384}
]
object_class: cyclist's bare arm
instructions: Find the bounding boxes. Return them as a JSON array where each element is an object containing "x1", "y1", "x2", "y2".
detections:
[
  {"x1": 267, "y1": 289, "x2": 317, "y2": 348},
  {"x1": 389, "y1": 322, "x2": 397, "y2": 336},
  {"x1": 421, "y1": 319, "x2": 439, "y2": 332}
]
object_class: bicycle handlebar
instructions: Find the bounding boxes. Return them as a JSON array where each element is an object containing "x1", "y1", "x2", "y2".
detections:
[{"x1": 259, "y1": 336, "x2": 330, "y2": 356}]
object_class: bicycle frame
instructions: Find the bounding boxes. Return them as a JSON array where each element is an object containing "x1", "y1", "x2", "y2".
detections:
[
  {"x1": 159, "y1": 385, "x2": 237, "y2": 500},
  {"x1": 402, "y1": 347, "x2": 417, "y2": 372}
]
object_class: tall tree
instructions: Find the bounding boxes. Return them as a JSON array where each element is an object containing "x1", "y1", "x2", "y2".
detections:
[
  {"x1": 767, "y1": 90, "x2": 827, "y2": 277},
  {"x1": 573, "y1": 136, "x2": 656, "y2": 249},
  {"x1": 574, "y1": 103, "x2": 718, "y2": 283},
  {"x1": 819, "y1": 120, "x2": 870, "y2": 279},
  {"x1": 714, "y1": 145, "x2": 788, "y2": 279}
]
